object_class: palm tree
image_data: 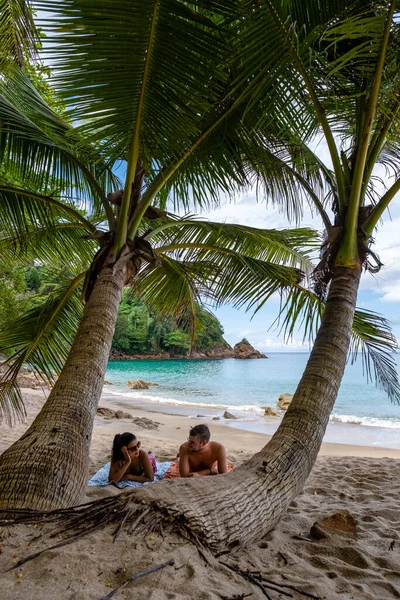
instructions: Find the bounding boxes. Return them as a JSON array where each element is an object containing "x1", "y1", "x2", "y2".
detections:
[
  {"x1": 0, "y1": 0, "x2": 399, "y2": 554},
  {"x1": 0, "y1": 0, "x2": 319, "y2": 511}
]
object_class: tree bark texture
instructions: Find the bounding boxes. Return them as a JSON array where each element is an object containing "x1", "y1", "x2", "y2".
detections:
[
  {"x1": 0, "y1": 259, "x2": 130, "y2": 511},
  {"x1": 129, "y1": 265, "x2": 362, "y2": 551}
]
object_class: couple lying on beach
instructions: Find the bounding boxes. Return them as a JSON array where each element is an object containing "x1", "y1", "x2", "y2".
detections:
[{"x1": 109, "y1": 424, "x2": 229, "y2": 484}]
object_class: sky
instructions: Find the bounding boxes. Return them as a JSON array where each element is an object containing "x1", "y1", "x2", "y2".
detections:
[{"x1": 193, "y1": 145, "x2": 400, "y2": 353}]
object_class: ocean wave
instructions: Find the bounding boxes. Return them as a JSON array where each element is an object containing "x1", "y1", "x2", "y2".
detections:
[
  {"x1": 103, "y1": 389, "x2": 266, "y2": 414},
  {"x1": 330, "y1": 413, "x2": 400, "y2": 429}
]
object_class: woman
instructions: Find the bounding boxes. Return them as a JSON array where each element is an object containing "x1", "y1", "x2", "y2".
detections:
[{"x1": 109, "y1": 432, "x2": 155, "y2": 483}]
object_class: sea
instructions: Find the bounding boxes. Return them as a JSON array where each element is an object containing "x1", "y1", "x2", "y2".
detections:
[{"x1": 103, "y1": 353, "x2": 400, "y2": 449}]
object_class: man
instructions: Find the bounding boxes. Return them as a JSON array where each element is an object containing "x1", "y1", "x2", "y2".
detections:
[{"x1": 179, "y1": 424, "x2": 228, "y2": 477}]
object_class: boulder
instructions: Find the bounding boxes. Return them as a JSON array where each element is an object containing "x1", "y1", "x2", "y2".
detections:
[
  {"x1": 223, "y1": 410, "x2": 237, "y2": 419},
  {"x1": 310, "y1": 510, "x2": 358, "y2": 540},
  {"x1": 233, "y1": 339, "x2": 267, "y2": 359},
  {"x1": 277, "y1": 393, "x2": 293, "y2": 410},
  {"x1": 264, "y1": 406, "x2": 278, "y2": 417},
  {"x1": 212, "y1": 417, "x2": 220, "y2": 420},
  {"x1": 127, "y1": 379, "x2": 158, "y2": 389},
  {"x1": 115, "y1": 410, "x2": 133, "y2": 419},
  {"x1": 97, "y1": 407, "x2": 116, "y2": 418},
  {"x1": 96, "y1": 407, "x2": 132, "y2": 420},
  {"x1": 132, "y1": 416, "x2": 160, "y2": 430}
]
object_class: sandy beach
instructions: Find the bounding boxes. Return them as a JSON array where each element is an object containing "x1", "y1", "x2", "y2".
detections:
[{"x1": 0, "y1": 388, "x2": 399, "y2": 599}]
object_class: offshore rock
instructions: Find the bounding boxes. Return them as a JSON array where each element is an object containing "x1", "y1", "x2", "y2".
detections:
[
  {"x1": 277, "y1": 393, "x2": 294, "y2": 410},
  {"x1": 223, "y1": 411, "x2": 237, "y2": 419},
  {"x1": 264, "y1": 406, "x2": 278, "y2": 417},
  {"x1": 233, "y1": 339, "x2": 267, "y2": 359},
  {"x1": 127, "y1": 379, "x2": 158, "y2": 389}
]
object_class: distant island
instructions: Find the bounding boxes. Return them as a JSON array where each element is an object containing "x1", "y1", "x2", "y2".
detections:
[{"x1": 110, "y1": 293, "x2": 266, "y2": 360}]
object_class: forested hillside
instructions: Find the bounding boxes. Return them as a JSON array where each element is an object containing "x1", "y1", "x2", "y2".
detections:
[{"x1": 2, "y1": 265, "x2": 229, "y2": 357}]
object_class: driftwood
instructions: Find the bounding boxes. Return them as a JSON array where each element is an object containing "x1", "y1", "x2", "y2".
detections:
[{"x1": 99, "y1": 558, "x2": 174, "y2": 600}]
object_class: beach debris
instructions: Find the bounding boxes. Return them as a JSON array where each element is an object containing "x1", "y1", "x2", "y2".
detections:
[
  {"x1": 221, "y1": 595, "x2": 252, "y2": 600},
  {"x1": 223, "y1": 411, "x2": 237, "y2": 420},
  {"x1": 221, "y1": 563, "x2": 321, "y2": 600},
  {"x1": 263, "y1": 407, "x2": 278, "y2": 417},
  {"x1": 225, "y1": 561, "x2": 322, "y2": 600},
  {"x1": 127, "y1": 379, "x2": 158, "y2": 389},
  {"x1": 310, "y1": 509, "x2": 357, "y2": 540},
  {"x1": 131, "y1": 416, "x2": 160, "y2": 430},
  {"x1": 98, "y1": 558, "x2": 174, "y2": 600},
  {"x1": 277, "y1": 394, "x2": 293, "y2": 410},
  {"x1": 245, "y1": 569, "x2": 322, "y2": 599},
  {"x1": 104, "y1": 380, "x2": 113, "y2": 385},
  {"x1": 292, "y1": 535, "x2": 313, "y2": 542}
]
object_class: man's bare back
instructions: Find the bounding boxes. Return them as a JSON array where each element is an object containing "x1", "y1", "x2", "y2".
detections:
[{"x1": 178, "y1": 424, "x2": 228, "y2": 477}]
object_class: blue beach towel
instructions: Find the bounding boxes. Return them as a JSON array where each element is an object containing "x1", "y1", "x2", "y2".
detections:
[{"x1": 88, "y1": 461, "x2": 172, "y2": 489}]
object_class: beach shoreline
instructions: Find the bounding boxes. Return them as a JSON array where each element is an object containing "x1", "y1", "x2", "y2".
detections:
[
  {"x1": 1, "y1": 389, "x2": 399, "y2": 472},
  {"x1": 1, "y1": 388, "x2": 400, "y2": 599}
]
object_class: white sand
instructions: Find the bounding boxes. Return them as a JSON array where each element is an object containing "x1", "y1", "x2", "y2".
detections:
[{"x1": 0, "y1": 388, "x2": 399, "y2": 599}]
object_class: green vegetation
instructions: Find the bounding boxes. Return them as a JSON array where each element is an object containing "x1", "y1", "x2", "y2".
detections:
[
  {"x1": 1, "y1": 264, "x2": 228, "y2": 357},
  {"x1": 112, "y1": 291, "x2": 227, "y2": 356}
]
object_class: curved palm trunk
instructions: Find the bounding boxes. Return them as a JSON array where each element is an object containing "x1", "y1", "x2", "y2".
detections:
[
  {"x1": 131, "y1": 264, "x2": 362, "y2": 551},
  {"x1": 0, "y1": 258, "x2": 131, "y2": 510}
]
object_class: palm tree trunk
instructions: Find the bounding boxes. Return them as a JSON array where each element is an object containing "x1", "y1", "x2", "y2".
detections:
[
  {"x1": 131, "y1": 264, "x2": 362, "y2": 551},
  {"x1": 0, "y1": 258, "x2": 131, "y2": 511}
]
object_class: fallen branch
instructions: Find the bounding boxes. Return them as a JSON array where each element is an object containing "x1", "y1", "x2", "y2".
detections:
[
  {"x1": 99, "y1": 558, "x2": 175, "y2": 600},
  {"x1": 261, "y1": 579, "x2": 321, "y2": 600},
  {"x1": 220, "y1": 563, "x2": 273, "y2": 600},
  {"x1": 222, "y1": 564, "x2": 323, "y2": 600}
]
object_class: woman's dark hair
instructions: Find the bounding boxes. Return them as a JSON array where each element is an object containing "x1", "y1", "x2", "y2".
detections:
[{"x1": 111, "y1": 432, "x2": 136, "y2": 462}]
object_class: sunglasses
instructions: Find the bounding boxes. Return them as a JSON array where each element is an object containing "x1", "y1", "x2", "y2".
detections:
[{"x1": 127, "y1": 443, "x2": 140, "y2": 452}]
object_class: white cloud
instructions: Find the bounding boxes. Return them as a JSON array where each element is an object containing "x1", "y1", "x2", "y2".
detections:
[{"x1": 256, "y1": 337, "x2": 310, "y2": 351}]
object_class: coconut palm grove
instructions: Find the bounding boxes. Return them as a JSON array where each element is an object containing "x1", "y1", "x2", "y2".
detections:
[{"x1": 0, "y1": 0, "x2": 400, "y2": 561}]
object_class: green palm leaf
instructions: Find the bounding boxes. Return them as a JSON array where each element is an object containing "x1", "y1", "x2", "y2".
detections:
[
  {"x1": 0, "y1": 0, "x2": 38, "y2": 66},
  {"x1": 146, "y1": 217, "x2": 319, "y2": 272},
  {"x1": 0, "y1": 184, "x2": 97, "y2": 243},
  {"x1": 0, "y1": 68, "x2": 118, "y2": 221},
  {"x1": 36, "y1": 0, "x2": 237, "y2": 163},
  {"x1": 0, "y1": 222, "x2": 97, "y2": 270},
  {"x1": 351, "y1": 309, "x2": 400, "y2": 404},
  {"x1": 275, "y1": 286, "x2": 400, "y2": 403},
  {"x1": 0, "y1": 272, "x2": 85, "y2": 423}
]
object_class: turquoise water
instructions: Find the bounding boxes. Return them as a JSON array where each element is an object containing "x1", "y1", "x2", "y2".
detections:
[{"x1": 105, "y1": 353, "x2": 400, "y2": 430}]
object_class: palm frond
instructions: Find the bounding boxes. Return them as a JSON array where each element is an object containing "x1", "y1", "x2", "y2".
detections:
[
  {"x1": 0, "y1": 68, "x2": 117, "y2": 220},
  {"x1": 146, "y1": 217, "x2": 319, "y2": 273},
  {"x1": 351, "y1": 309, "x2": 400, "y2": 404},
  {"x1": 0, "y1": 0, "x2": 38, "y2": 66},
  {"x1": 272, "y1": 285, "x2": 400, "y2": 403},
  {"x1": 0, "y1": 222, "x2": 97, "y2": 270},
  {"x1": 0, "y1": 272, "x2": 85, "y2": 423},
  {"x1": 0, "y1": 184, "x2": 96, "y2": 244},
  {"x1": 36, "y1": 0, "x2": 237, "y2": 164}
]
